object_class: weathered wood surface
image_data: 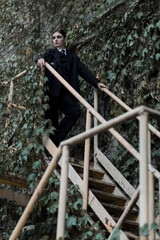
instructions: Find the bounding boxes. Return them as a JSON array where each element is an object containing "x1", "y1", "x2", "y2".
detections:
[{"x1": 0, "y1": 188, "x2": 29, "y2": 207}]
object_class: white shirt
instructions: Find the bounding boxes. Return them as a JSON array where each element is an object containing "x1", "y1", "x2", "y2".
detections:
[{"x1": 57, "y1": 48, "x2": 67, "y2": 55}]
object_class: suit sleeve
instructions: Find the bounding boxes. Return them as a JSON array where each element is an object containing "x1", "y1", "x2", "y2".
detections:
[
  {"x1": 34, "y1": 49, "x2": 53, "y2": 63},
  {"x1": 76, "y1": 55, "x2": 100, "y2": 88}
]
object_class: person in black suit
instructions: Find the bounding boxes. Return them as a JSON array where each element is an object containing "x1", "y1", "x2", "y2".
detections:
[{"x1": 35, "y1": 28, "x2": 106, "y2": 147}]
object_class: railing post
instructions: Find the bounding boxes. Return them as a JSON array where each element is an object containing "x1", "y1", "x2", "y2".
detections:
[
  {"x1": 56, "y1": 145, "x2": 69, "y2": 240},
  {"x1": 148, "y1": 171, "x2": 155, "y2": 239},
  {"x1": 139, "y1": 112, "x2": 149, "y2": 240},
  {"x1": 83, "y1": 110, "x2": 91, "y2": 210},
  {"x1": 148, "y1": 130, "x2": 155, "y2": 240},
  {"x1": 94, "y1": 88, "x2": 98, "y2": 165}
]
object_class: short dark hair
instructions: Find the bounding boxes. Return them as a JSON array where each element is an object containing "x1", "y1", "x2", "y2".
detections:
[{"x1": 53, "y1": 28, "x2": 66, "y2": 38}]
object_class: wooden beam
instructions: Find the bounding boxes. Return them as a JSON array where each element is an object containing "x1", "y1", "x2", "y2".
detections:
[
  {"x1": 0, "y1": 188, "x2": 29, "y2": 207},
  {"x1": 1, "y1": 101, "x2": 26, "y2": 111},
  {"x1": 0, "y1": 174, "x2": 28, "y2": 188}
]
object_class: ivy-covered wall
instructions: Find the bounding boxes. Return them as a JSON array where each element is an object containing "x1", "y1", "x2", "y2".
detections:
[{"x1": 0, "y1": 0, "x2": 160, "y2": 238}]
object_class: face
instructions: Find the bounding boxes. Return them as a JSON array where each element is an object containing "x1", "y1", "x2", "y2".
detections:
[{"x1": 52, "y1": 31, "x2": 66, "y2": 49}]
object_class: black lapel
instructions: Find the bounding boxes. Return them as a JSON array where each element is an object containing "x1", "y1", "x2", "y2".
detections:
[
  {"x1": 66, "y1": 50, "x2": 73, "y2": 70},
  {"x1": 53, "y1": 48, "x2": 62, "y2": 68}
]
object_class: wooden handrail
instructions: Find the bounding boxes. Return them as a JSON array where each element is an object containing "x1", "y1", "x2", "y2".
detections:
[
  {"x1": 2, "y1": 66, "x2": 34, "y2": 87},
  {"x1": 60, "y1": 106, "x2": 160, "y2": 147},
  {"x1": 102, "y1": 88, "x2": 160, "y2": 138}
]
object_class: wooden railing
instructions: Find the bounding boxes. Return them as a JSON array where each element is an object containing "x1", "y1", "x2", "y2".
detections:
[
  {"x1": 2, "y1": 63, "x2": 160, "y2": 240},
  {"x1": 59, "y1": 105, "x2": 160, "y2": 240}
]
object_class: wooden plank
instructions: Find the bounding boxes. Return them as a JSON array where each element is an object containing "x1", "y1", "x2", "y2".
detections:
[
  {"x1": 92, "y1": 189, "x2": 127, "y2": 207},
  {"x1": 88, "y1": 177, "x2": 115, "y2": 193},
  {"x1": 95, "y1": 148, "x2": 136, "y2": 200},
  {"x1": 93, "y1": 162, "x2": 125, "y2": 197},
  {"x1": 71, "y1": 162, "x2": 105, "y2": 180},
  {"x1": 114, "y1": 217, "x2": 139, "y2": 229},
  {"x1": 0, "y1": 174, "x2": 28, "y2": 188},
  {"x1": 102, "y1": 202, "x2": 138, "y2": 221},
  {"x1": 0, "y1": 188, "x2": 29, "y2": 207},
  {"x1": 42, "y1": 134, "x2": 57, "y2": 156}
]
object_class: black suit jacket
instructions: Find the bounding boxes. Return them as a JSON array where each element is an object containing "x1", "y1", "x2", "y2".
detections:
[{"x1": 34, "y1": 48, "x2": 100, "y2": 96}]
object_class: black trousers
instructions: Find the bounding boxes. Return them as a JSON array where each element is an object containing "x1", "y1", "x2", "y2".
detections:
[{"x1": 45, "y1": 86, "x2": 81, "y2": 146}]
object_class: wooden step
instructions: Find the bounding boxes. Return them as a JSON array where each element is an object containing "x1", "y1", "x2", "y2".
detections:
[
  {"x1": 124, "y1": 231, "x2": 139, "y2": 240},
  {"x1": 101, "y1": 202, "x2": 138, "y2": 221},
  {"x1": 89, "y1": 212, "x2": 139, "y2": 239},
  {"x1": 104, "y1": 228, "x2": 138, "y2": 240},
  {"x1": 70, "y1": 162, "x2": 105, "y2": 180},
  {"x1": 88, "y1": 177, "x2": 115, "y2": 194},
  {"x1": 105, "y1": 230, "x2": 138, "y2": 240},
  {"x1": 91, "y1": 189, "x2": 127, "y2": 207},
  {"x1": 89, "y1": 211, "x2": 138, "y2": 229},
  {"x1": 115, "y1": 217, "x2": 139, "y2": 231}
]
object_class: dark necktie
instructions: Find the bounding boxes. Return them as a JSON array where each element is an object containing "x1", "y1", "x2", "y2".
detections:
[{"x1": 61, "y1": 49, "x2": 65, "y2": 55}]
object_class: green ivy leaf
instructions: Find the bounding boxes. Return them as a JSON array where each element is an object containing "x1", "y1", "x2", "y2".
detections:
[
  {"x1": 147, "y1": 23, "x2": 155, "y2": 32},
  {"x1": 133, "y1": 31, "x2": 138, "y2": 39},
  {"x1": 66, "y1": 216, "x2": 77, "y2": 228},
  {"x1": 73, "y1": 198, "x2": 83, "y2": 210},
  {"x1": 95, "y1": 232, "x2": 104, "y2": 240},
  {"x1": 156, "y1": 20, "x2": 160, "y2": 29},
  {"x1": 27, "y1": 173, "x2": 36, "y2": 182},
  {"x1": 142, "y1": 48, "x2": 148, "y2": 57},
  {"x1": 22, "y1": 148, "x2": 29, "y2": 156},
  {"x1": 155, "y1": 53, "x2": 160, "y2": 61},
  {"x1": 152, "y1": 32, "x2": 157, "y2": 41},
  {"x1": 137, "y1": 12, "x2": 143, "y2": 19},
  {"x1": 32, "y1": 160, "x2": 42, "y2": 170},
  {"x1": 151, "y1": 222, "x2": 159, "y2": 230},
  {"x1": 132, "y1": 50, "x2": 138, "y2": 57}
]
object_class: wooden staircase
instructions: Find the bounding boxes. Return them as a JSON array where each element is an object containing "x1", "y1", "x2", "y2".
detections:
[
  {"x1": 3, "y1": 65, "x2": 160, "y2": 239},
  {"x1": 43, "y1": 137, "x2": 139, "y2": 240}
]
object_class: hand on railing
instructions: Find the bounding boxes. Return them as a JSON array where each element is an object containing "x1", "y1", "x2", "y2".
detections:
[
  {"x1": 97, "y1": 82, "x2": 107, "y2": 91},
  {"x1": 37, "y1": 58, "x2": 45, "y2": 68}
]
